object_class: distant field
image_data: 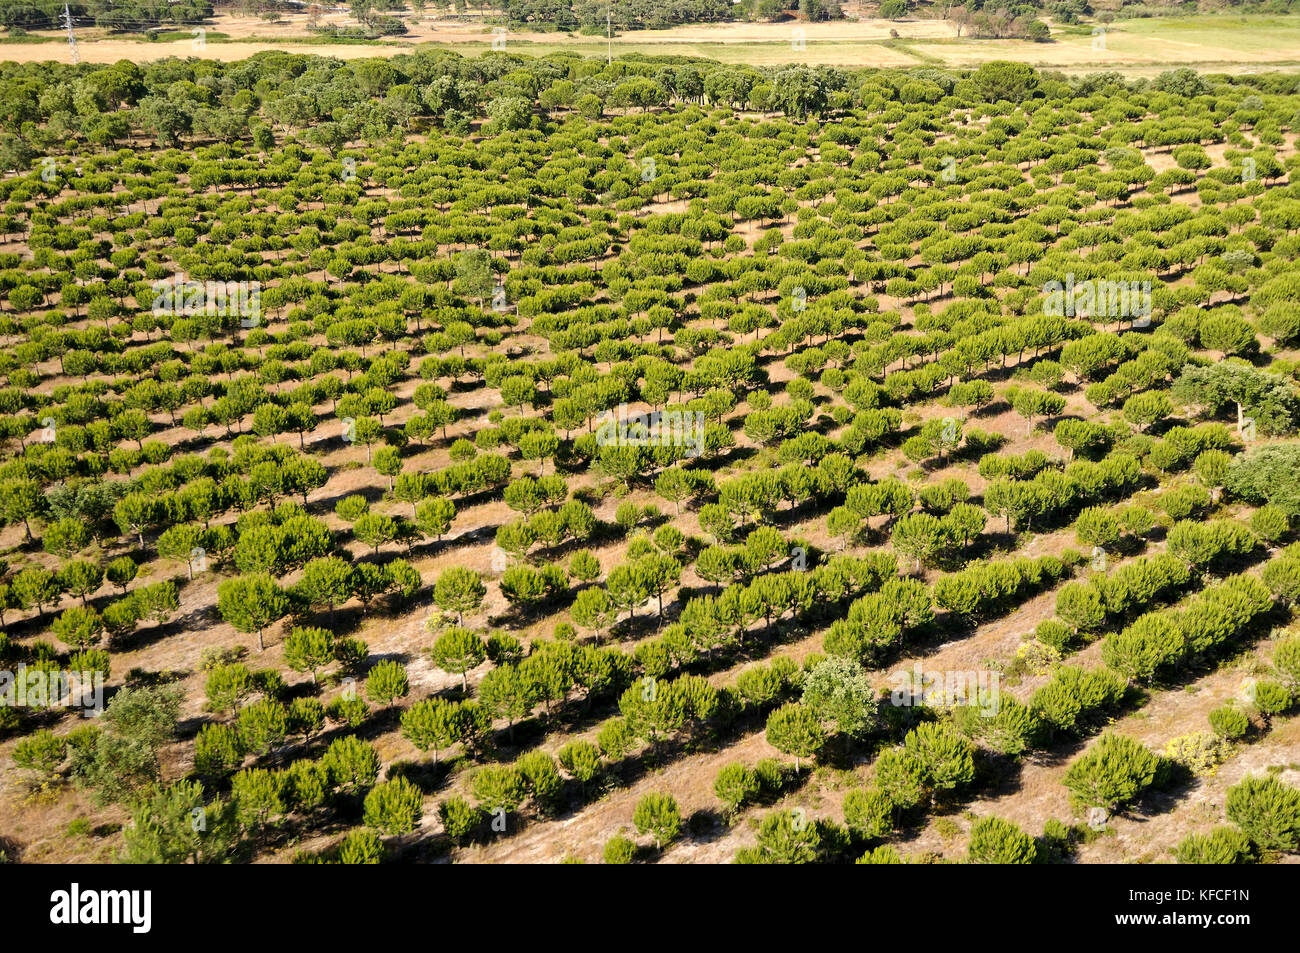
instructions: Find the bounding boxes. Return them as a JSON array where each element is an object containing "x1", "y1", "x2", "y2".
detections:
[
  {"x1": 910, "y1": 14, "x2": 1300, "y2": 72},
  {"x1": 5, "y1": 11, "x2": 1300, "y2": 71}
]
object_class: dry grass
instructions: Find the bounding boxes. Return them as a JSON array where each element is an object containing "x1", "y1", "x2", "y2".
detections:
[{"x1": 8, "y1": 12, "x2": 1300, "y2": 70}]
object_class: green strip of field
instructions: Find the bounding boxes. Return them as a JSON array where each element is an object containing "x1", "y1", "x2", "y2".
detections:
[
  {"x1": 417, "y1": 13, "x2": 1300, "y2": 70},
  {"x1": 418, "y1": 38, "x2": 931, "y2": 67}
]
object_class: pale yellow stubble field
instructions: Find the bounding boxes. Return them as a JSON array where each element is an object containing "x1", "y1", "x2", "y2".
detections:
[{"x1": 4, "y1": 11, "x2": 1300, "y2": 74}]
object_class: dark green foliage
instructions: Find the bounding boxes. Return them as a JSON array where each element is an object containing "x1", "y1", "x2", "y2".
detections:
[
  {"x1": 968, "y1": 816, "x2": 1037, "y2": 864},
  {"x1": 1063, "y1": 733, "x2": 1164, "y2": 812},
  {"x1": 1225, "y1": 775, "x2": 1300, "y2": 853},
  {"x1": 1175, "y1": 826, "x2": 1253, "y2": 864},
  {"x1": 633, "y1": 792, "x2": 681, "y2": 849}
]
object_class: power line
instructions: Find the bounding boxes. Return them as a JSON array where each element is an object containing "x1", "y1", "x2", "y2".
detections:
[
  {"x1": 11, "y1": 13, "x2": 216, "y2": 30},
  {"x1": 12, "y1": 6, "x2": 836, "y2": 34},
  {"x1": 62, "y1": 3, "x2": 80, "y2": 64}
]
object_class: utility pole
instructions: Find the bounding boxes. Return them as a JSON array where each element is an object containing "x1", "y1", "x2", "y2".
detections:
[
  {"x1": 63, "y1": 3, "x2": 79, "y2": 65},
  {"x1": 607, "y1": 9, "x2": 611, "y2": 66}
]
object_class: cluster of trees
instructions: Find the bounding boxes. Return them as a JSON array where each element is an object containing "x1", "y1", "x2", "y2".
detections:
[
  {"x1": 1100, "y1": 573, "x2": 1275, "y2": 683},
  {"x1": 950, "y1": 6, "x2": 1049, "y2": 41},
  {"x1": 1053, "y1": 552, "x2": 1192, "y2": 637},
  {"x1": 772, "y1": 561, "x2": 1286, "y2": 858},
  {"x1": 983, "y1": 451, "x2": 1144, "y2": 533},
  {"x1": 619, "y1": 552, "x2": 896, "y2": 671},
  {"x1": 1028, "y1": 664, "x2": 1128, "y2": 739},
  {"x1": 0, "y1": 0, "x2": 212, "y2": 31},
  {"x1": 1, "y1": 48, "x2": 1298, "y2": 865},
  {"x1": 1175, "y1": 773, "x2": 1300, "y2": 862},
  {"x1": 932, "y1": 551, "x2": 1077, "y2": 622},
  {"x1": 502, "y1": 0, "x2": 766, "y2": 31},
  {"x1": 10, "y1": 685, "x2": 186, "y2": 808},
  {"x1": 431, "y1": 651, "x2": 809, "y2": 835}
]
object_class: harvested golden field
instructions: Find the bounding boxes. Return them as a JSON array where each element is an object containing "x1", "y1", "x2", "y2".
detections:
[{"x1": 8, "y1": 11, "x2": 1300, "y2": 71}]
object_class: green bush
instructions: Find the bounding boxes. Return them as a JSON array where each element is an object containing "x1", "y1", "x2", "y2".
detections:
[
  {"x1": 967, "y1": 815, "x2": 1037, "y2": 864},
  {"x1": 1208, "y1": 704, "x2": 1250, "y2": 741},
  {"x1": 1174, "y1": 826, "x2": 1253, "y2": 864},
  {"x1": 1063, "y1": 733, "x2": 1164, "y2": 812},
  {"x1": 602, "y1": 834, "x2": 637, "y2": 864},
  {"x1": 1225, "y1": 775, "x2": 1300, "y2": 853}
]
